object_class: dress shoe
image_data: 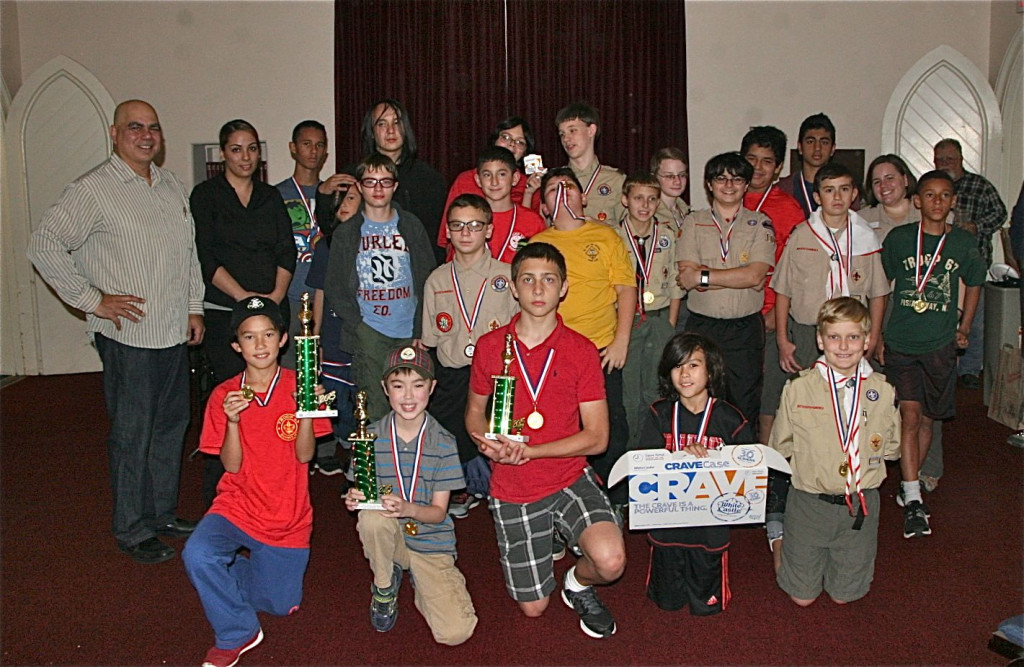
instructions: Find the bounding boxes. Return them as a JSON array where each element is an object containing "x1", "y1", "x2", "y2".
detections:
[
  {"x1": 119, "y1": 537, "x2": 175, "y2": 564},
  {"x1": 154, "y1": 517, "x2": 198, "y2": 538}
]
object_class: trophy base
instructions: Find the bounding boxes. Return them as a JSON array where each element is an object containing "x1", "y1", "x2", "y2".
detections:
[
  {"x1": 354, "y1": 502, "x2": 385, "y2": 511},
  {"x1": 297, "y1": 408, "x2": 339, "y2": 418},
  {"x1": 485, "y1": 432, "x2": 529, "y2": 443}
]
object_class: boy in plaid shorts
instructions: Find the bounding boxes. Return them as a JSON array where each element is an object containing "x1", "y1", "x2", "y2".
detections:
[{"x1": 466, "y1": 242, "x2": 626, "y2": 639}]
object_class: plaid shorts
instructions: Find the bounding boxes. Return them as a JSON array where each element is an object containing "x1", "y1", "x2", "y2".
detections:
[{"x1": 489, "y1": 467, "x2": 620, "y2": 602}]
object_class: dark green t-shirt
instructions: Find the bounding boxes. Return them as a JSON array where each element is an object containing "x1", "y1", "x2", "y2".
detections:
[{"x1": 881, "y1": 223, "x2": 986, "y2": 354}]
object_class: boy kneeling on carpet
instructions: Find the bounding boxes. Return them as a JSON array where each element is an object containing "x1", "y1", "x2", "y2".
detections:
[
  {"x1": 183, "y1": 297, "x2": 333, "y2": 667},
  {"x1": 768, "y1": 297, "x2": 900, "y2": 605},
  {"x1": 344, "y1": 345, "x2": 478, "y2": 645}
]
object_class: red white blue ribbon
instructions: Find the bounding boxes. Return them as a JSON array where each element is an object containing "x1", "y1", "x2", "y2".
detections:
[
  {"x1": 450, "y1": 264, "x2": 488, "y2": 341},
  {"x1": 914, "y1": 224, "x2": 947, "y2": 296},
  {"x1": 389, "y1": 414, "x2": 426, "y2": 502},
  {"x1": 513, "y1": 341, "x2": 554, "y2": 413},
  {"x1": 240, "y1": 367, "x2": 281, "y2": 408},
  {"x1": 819, "y1": 361, "x2": 867, "y2": 517},
  {"x1": 709, "y1": 209, "x2": 736, "y2": 264}
]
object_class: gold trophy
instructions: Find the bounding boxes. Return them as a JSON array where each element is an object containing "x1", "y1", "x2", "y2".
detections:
[
  {"x1": 295, "y1": 292, "x2": 337, "y2": 418},
  {"x1": 485, "y1": 333, "x2": 528, "y2": 443},
  {"x1": 349, "y1": 390, "x2": 390, "y2": 510}
]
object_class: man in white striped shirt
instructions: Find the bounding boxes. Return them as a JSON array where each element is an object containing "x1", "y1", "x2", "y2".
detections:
[{"x1": 28, "y1": 100, "x2": 205, "y2": 564}]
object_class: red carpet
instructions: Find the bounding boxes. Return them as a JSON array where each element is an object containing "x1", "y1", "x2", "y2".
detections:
[{"x1": 2, "y1": 373, "x2": 1020, "y2": 665}]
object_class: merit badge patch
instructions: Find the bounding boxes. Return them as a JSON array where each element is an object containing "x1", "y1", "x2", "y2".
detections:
[
  {"x1": 597, "y1": 212, "x2": 608, "y2": 221},
  {"x1": 492, "y1": 276, "x2": 508, "y2": 292},
  {"x1": 866, "y1": 389, "x2": 879, "y2": 401},
  {"x1": 598, "y1": 185, "x2": 611, "y2": 196},
  {"x1": 276, "y1": 413, "x2": 299, "y2": 441},
  {"x1": 658, "y1": 235, "x2": 671, "y2": 249},
  {"x1": 436, "y1": 312, "x2": 453, "y2": 332}
]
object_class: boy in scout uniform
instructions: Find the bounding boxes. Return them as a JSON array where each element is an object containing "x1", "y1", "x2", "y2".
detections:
[
  {"x1": 771, "y1": 163, "x2": 889, "y2": 397},
  {"x1": 676, "y1": 152, "x2": 775, "y2": 425},
  {"x1": 538, "y1": 102, "x2": 625, "y2": 225},
  {"x1": 769, "y1": 297, "x2": 900, "y2": 606},
  {"x1": 422, "y1": 194, "x2": 519, "y2": 517},
  {"x1": 614, "y1": 172, "x2": 684, "y2": 447}
]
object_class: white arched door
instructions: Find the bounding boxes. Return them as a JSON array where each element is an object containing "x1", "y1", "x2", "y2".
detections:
[
  {"x1": 3, "y1": 56, "x2": 115, "y2": 375},
  {"x1": 881, "y1": 45, "x2": 1003, "y2": 186}
]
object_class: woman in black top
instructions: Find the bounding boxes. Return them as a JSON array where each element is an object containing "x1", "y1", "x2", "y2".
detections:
[{"x1": 191, "y1": 119, "x2": 296, "y2": 384}]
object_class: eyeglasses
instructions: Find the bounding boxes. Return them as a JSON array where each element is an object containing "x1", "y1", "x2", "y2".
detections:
[
  {"x1": 447, "y1": 220, "x2": 488, "y2": 232},
  {"x1": 498, "y1": 132, "x2": 527, "y2": 149},
  {"x1": 657, "y1": 171, "x2": 688, "y2": 181},
  {"x1": 359, "y1": 178, "x2": 396, "y2": 189},
  {"x1": 712, "y1": 175, "x2": 747, "y2": 186}
]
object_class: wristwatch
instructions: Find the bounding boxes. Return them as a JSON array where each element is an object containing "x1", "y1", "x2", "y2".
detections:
[{"x1": 699, "y1": 269, "x2": 711, "y2": 288}]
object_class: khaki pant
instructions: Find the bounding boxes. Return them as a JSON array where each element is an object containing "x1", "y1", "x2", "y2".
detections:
[{"x1": 357, "y1": 510, "x2": 477, "y2": 645}]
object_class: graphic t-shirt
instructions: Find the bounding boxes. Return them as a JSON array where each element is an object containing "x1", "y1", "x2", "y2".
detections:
[
  {"x1": 881, "y1": 223, "x2": 987, "y2": 354},
  {"x1": 276, "y1": 178, "x2": 319, "y2": 304},
  {"x1": 357, "y1": 212, "x2": 415, "y2": 338}
]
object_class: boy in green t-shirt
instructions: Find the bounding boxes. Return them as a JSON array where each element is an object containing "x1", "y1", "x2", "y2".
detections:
[{"x1": 880, "y1": 170, "x2": 986, "y2": 539}]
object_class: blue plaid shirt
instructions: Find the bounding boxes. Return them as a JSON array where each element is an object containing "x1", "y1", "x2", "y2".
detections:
[{"x1": 954, "y1": 171, "x2": 1007, "y2": 267}]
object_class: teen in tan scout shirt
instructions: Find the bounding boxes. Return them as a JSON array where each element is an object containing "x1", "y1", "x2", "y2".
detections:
[
  {"x1": 772, "y1": 163, "x2": 889, "y2": 378},
  {"x1": 422, "y1": 194, "x2": 518, "y2": 516},
  {"x1": 614, "y1": 172, "x2": 684, "y2": 447},
  {"x1": 676, "y1": 152, "x2": 775, "y2": 425},
  {"x1": 769, "y1": 297, "x2": 900, "y2": 606},
  {"x1": 651, "y1": 147, "x2": 691, "y2": 233},
  {"x1": 549, "y1": 102, "x2": 625, "y2": 225}
]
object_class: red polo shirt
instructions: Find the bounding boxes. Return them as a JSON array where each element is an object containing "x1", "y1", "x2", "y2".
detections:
[{"x1": 744, "y1": 186, "x2": 805, "y2": 314}]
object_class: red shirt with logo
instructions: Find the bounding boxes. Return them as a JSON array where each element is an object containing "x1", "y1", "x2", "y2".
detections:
[{"x1": 200, "y1": 368, "x2": 332, "y2": 548}]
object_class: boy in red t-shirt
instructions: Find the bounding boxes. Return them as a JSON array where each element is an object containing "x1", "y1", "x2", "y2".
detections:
[
  {"x1": 466, "y1": 242, "x2": 626, "y2": 639},
  {"x1": 438, "y1": 146, "x2": 546, "y2": 263},
  {"x1": 183, "y1": 297, "x2": 331, "y2": 667}
]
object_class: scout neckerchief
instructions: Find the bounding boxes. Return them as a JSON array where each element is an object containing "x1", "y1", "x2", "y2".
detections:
[
  {"x1": 450, "y1": 261, "x2": 488, "y2": 358},
  {"x1": 752, "y1": 183, "x2": 774, "y2": 213},
  {"x1": 622, "y1": 217, "x2": 658, "y2": 319},
  {"x1": 807, "y1": 214, "x2": 852, "y2": 299},
  {"x1": 390, "y1": 413, "x2": 427, "y2": 536},
  {"x1": 709, "y1": 207, "x2": 737, "y2": 264},
  {"x1": 291, "y1": 177, "x2": 319, "y2": 239},
  {"x1": 239, "y1": 367, "x2": 281, "y2": 407},
  {"x1": 815, "y1": 357, "x2": 870, "y2": 523},
  {"x1": 912, "y1": 223, "x2": 947, "y2": 314},
  {"x1": 499, "y1": 206, "x2": 519, "y2": 258},
  {"x1": 551, "y1": 181, "x2": 585, "y2": 222},
  {"x1": 671, "y1": 396, "x2": 715, "y2": 452},
  {"x1": 513, "y1": 340, "x2": 555, "y2": 430}
]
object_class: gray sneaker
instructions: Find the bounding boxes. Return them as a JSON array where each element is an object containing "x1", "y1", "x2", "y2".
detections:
[
  {"x1": 1008, "y1": 431, "x2": 1024, "y2": 448},
  {"x1": 561, "y1": 572, "x2": 616, "y2": 638},
  {"x1": 370, "y1": 563, "x2": 402, "y2": 632}
]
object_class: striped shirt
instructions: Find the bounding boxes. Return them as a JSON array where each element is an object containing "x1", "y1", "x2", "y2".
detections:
[
  {"x1": 27, "y1": 154, "x2": 204, "y2": 349},
  {"x1": 370, "y1": 412, "x2": 465, "y2": 555}
]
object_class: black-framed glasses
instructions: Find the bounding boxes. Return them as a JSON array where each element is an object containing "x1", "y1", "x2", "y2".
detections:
[
  {"x1": 360, "y1": 177, "x2": 396, "y2": 189},
  {"x1": 498, "y1": 132, "x2": 528, "y2": 148},
  {"x1": 712, "y1": 175, "x2": 747, "y2": 186},
  {"x1": 447, "y1": 220, "x2": 488, "y2": 232}
]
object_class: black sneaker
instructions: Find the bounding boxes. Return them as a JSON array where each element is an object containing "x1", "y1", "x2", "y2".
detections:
[
  {"x1": 119, "y1": 537, "x2": 175, "y2": 564},
  {"x1": 903, "y1": 501, "x2": 932, "y2": 538},
  {"x1": 896, "y1": 487, "x2": 931, "y2": 517},
  {"x1": 370, "y1": 563, "x2": 402, "y2": 632},
  {"x1": 315, "y1": 455, "x2": 344, "y2": 476},
  {"x1": 552, "y1": 533, "x2": 567, "y2": 561},
  {"x1": 561, "y1": 574, "x2": 616, "y2": 638}
]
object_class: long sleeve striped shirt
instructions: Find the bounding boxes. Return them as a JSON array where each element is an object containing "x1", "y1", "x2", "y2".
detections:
[{"x1": 27, "y1": 154, "x2": 204, "y2": 349}]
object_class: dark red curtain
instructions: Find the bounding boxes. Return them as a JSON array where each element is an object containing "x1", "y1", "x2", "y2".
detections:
[{"x1": 334, "y1": 0, "x2": 687, "y2": 183}]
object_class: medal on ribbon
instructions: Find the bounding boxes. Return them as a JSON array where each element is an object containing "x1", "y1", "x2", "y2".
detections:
[
  {"x1": 451, "y1": 264, "x2": 488, "y2": 358},
  {"x1": 672, "y1": 397, "x2": 715, "y2": 451},
  {"x1": 913, "y1": 224, "x2": 947, "y2": 314},
  {"x1": 390, "y1": 414, "x2": 426, "y2": 533},
  {"x1": 709, "y1": 209, "x2": 736, "y2": 264},
  {"x1": 513, "y1": 341, "x2": 555, "y2": 431},
  {"x1": 239, "y1": 367, "x2": 281, "y2": 408},
  {"x1": 821, "y1": 361, "x2": 868, "y2": 518},
  {"x1": 623, "y1": 218, "x2": 658, "y2": 314}
]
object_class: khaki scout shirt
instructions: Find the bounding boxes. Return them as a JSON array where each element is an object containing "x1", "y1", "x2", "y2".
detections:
[
  {"x1": 422, "y1": 255, "x2": 519, "y2": 369},
  {"x1": 770, "y1": 368, "x2": 900, "y2": 495},
  {"x1": 573, "y1": 160, "x2": 625, "y2": 225},
  {"x1": 859, "y1": 204, "x2": 921, "y2": 244},
  {"x1": 655, "y1": 197, "x2": 690, "y2": 234},
  {"x1": 771, "y1": 222, "x2": 891, "y2": 326},
  {"x1": 614, "y1": 218, "x2": 684, "y2": 312},
  {"x1": 676, "y1": 208, "x2": 776, "y2": 319}
]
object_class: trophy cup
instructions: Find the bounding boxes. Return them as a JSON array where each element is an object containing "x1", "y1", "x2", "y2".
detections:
[
  {"x1": 349, "y1": 390, "x2": 391, "y2": 510},
  {"x1": 295, "y1": 292, "x2": 337, "y2": 418},
  {"x1": 485, "y1": 333, "x2": 528, "y2": 443}
]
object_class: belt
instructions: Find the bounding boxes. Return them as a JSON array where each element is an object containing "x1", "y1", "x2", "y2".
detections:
[{"x1": 817, "y1": 493, "x2": 866, "y2": 530}]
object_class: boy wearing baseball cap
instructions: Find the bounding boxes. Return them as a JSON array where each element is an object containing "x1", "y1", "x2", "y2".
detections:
[
  {"x1": 344, "y1": 345, "x2": 477, "y2": 645},
  {"x1": 183, "y1": 297, "x2": 333, "y2": 667}
]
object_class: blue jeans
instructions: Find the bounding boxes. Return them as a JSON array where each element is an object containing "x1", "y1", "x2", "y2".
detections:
[
  {"x1": 183, "y1": 514, "x2": 309, "y2": 649},
  {"x1": 958, "y1": 291, "x2": 984, "y2": 376},
  {"x1": 94, "y1": 334, "x2": 190, "y2": 548}
]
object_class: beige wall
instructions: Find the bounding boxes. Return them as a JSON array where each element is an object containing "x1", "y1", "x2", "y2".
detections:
[
  {"x1": 1, "y1": 0, "x2": 23, "y2": 97},
  {"x1": 9, "y1": 0, "x2": 1012, "y2": 191},
  {"x1": 989, "y1": 0, "x2": 1022, "y2": 83}
]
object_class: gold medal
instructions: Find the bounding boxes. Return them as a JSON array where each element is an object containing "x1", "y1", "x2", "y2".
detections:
[
  {"x1": 913, "y1": 298, "x2": 928, "y2": 314},
  {"x1": 839, "y1": 461, "x2": 849, "y2": 476},
  {"x1": 403, "y1": 520, "x2": 418, "y2": 536},
  {"x1": 240, "y1": 385, "x2": 255, "y2": 401},
  {"x1": 526, "y1": 410, "x2": 545, "y2": 430},
  {"x1": 379, "y1": 484, "x2": 393, "y2": 496},
  {"x1": 642, "y1": 290, "x2": 655, "y2": 305},
  {"x1": 464, "y1": 343, "x2": 475, "y2": 358}
]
